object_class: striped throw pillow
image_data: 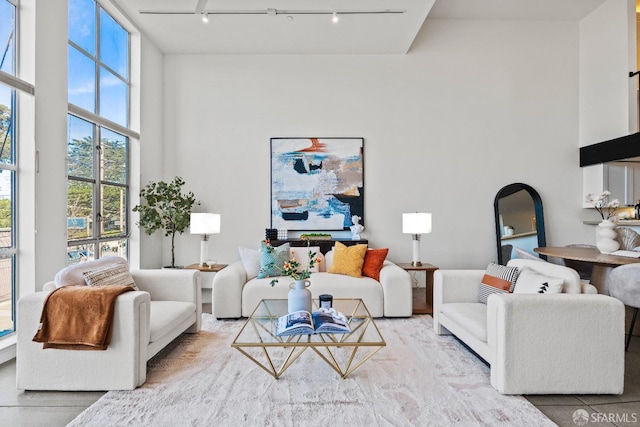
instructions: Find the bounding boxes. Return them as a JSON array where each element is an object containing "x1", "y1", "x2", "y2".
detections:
[
  {"x1": 478, "y1": 263, "x2": 519, "y2": 304},
  {"x1": 83, "y1": 263, "x2": 138, "y2": 290}
]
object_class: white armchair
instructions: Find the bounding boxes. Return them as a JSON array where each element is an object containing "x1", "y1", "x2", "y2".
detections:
[
  {"x1": 17, "y1": 268, "x2": 201, "y2": 391},
  {"x1": 433, "y1": 259, "x2": 625, "y2": 395}
]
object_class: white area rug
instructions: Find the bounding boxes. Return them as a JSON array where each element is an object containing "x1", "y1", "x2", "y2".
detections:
[{"x1": 69, "y1": 315, "x2": 554, "y2": 427}]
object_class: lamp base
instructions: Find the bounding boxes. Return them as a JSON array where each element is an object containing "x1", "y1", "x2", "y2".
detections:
[
  {"x1": 411, "y1": 237, "x2": 422, "y2": 267},
  {"x1": 200, "y1": 239, "x2": 209, "y2": 267}
]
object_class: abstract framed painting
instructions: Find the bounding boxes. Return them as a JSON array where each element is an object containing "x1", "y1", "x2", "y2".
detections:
[{"x1": 271, "y1": 137, "x2": 364, "y2": 231}]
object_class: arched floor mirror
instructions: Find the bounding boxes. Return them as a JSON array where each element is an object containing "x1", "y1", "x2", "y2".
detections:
[{"x1": 494, "y1": 183, "x2": 547, "y2": 265}]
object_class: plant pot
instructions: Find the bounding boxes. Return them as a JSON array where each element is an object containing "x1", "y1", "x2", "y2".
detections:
[{"x1": 596, "y1": 220, "x2": 620, "y2": 254}]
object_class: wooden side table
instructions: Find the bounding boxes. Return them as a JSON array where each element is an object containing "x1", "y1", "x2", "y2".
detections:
[
  {"x1": 185, "y1": 264, "x2": 227, "y2": 308},
  {"x1": 396, "y1": 263, "x2": 439, "y2": 315}
]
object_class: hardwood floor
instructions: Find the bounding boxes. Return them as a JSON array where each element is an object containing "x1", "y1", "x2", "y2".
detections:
[{"x1": 1, "y1": 303, "x2": 638, "y2": 427}]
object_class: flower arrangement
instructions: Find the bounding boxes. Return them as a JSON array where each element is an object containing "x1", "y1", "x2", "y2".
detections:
[
  {"x1": 585, "y1": 191, "x2": 620, "y2": 220},
  {"x1": 261, "y1": 239, "x2": 321, "y2": 287}
]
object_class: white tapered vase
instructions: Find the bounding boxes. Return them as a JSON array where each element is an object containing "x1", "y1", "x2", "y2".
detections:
[{"x1": 596, "y1": 220, "x2": 619, "y2": 254}]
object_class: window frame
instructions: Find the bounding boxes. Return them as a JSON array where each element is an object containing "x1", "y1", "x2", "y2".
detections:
[
  {"x1": 0, "y1": 0, "x2": 31, "y2": 339},
  {"x1": 66, "y1": 0, "x2": 137, "y2": 263}
]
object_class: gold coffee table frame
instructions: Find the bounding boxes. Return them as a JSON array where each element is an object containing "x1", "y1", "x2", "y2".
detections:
[{"x1": 230, "y1": 299, "x2": 386, "y2": 379}]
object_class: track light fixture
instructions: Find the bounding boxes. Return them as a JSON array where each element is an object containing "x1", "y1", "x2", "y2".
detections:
[{"x1": 140, "y1": 9, "x2": 406, "y2": 18}]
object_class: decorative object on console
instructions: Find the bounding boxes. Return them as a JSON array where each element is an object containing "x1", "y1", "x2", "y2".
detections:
[
  {"x1": 271, "y1": 137, "x2": 364, "y2": 231},
  {"x1": 350, "y1": 214, "x2": 364, "y2": 240},
  {"x1": 597, "y1": 219, "x2": 620, "y2": 254},
  {"x1": 277, "y1": 228, "x2": 288, "y2": 240},
  {"x1": 299, "y1": 233, "x2": 332, "y2": 240},
  {"x1": 133, "y1": 176, "x2": 199, "y2": 268},
  {"x1": 265, "y1": 228, "x2": 278, "y2": 241},
  {"x1": 190, "y1": 213, "x2": 221, "y2": 266},
  {"x1": 402, "y1": 212, "x2": 432, "y2": 267}
]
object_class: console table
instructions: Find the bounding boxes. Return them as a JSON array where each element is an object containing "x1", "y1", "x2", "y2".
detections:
[{"x1": 270, "y1": 238, "x2": 368, "y2": 254}]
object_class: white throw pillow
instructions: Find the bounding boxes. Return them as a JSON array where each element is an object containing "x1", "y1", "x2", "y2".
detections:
[
  {"x1": 324, "y1": 249, "x2": 334, "y2": 272},
  {"x1": 54, "y1": 256, "x2": 128, "y2": 288},
  {"x1": 513, "y1": 267, "x2": 563, "y2": 294},
  {"x1": 238, "y1": 247, "x2": 261, "y2": 279}
]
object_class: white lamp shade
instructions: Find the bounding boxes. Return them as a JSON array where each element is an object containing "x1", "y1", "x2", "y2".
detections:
[
  {"x1": 402, "y1": 213, "x2": 432, "y2": 234},
  {"x1": 190, "y1": 213, "x2": 221, "y2": 235}
]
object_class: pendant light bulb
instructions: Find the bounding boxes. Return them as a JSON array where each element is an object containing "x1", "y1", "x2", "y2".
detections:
[
  {"x1": 332, "y1": 12, "x2": 339, "y2": 23},
  {"x1": 202, "y1": 12, "x2": 209, "y2": 23}
]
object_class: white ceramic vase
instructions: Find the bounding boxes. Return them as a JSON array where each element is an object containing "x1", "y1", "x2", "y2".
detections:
[
  {"x1": 596, "y1": 219, "x2": 620, "y2": 254},
  {"x1": 288, "y1": 279, "x2": 312, "y2": 313}
]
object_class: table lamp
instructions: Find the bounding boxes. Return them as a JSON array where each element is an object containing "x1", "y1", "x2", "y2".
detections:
[
  {"x1": 402, "y1": 213, "x2": 432, "y2": 266},
  {"x1": 190, "y1": 213, "x2": 221, "y2": 266}
]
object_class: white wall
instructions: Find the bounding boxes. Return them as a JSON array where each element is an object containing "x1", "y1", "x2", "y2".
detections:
[
  {"x1": 33, "y1": 0, "x2": 68, "y2": 288},
  {"x1": 134, "y1": 36, "x2": 165, "y2": 269},
  {"x1": 157, "y1": 18, "x2": 585, "y2": 269}
]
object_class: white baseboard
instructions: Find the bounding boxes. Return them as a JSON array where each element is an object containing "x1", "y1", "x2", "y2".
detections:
[{"x1": 0, "y1": 335, "x2": 17, "y2": 365}]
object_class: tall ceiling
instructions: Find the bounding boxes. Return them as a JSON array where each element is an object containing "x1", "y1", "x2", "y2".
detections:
[{"x1": 111, "y1": 0, "x2": 607, "y2": 54}]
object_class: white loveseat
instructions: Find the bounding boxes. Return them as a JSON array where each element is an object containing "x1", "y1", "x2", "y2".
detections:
[
  {"x1": 213, "y1": 248, "x2": 412, "y2": 318},
  {"x1": 433, "y1": 259, "x2": 625, "y2": 395},
  {"x1": 17, "y1": 265, "x2": 201, "y2": 391}
]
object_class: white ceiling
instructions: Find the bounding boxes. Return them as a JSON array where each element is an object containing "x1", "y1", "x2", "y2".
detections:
[{"x1": 111, "y1": 0, "x2": 607, "y2": 55}]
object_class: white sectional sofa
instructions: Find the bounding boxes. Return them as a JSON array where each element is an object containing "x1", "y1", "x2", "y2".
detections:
[
  {"x1": 17, "y1": 265, "x2": 201, "y2": 391},
  {"x1": 212, "y1": 248, "x2": 412, "y2": 318},
  {"x1": 433, "y1": 258, "x2": 625, "y2": 395}
]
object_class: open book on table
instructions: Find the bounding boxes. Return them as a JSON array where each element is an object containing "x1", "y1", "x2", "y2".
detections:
[{"x1": 275, "y1": 308, "x2": 350, "y2": 336}]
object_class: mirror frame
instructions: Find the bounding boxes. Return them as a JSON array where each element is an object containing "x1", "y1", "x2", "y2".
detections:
[{"x1": 494, "y1": 183, "x2": 547, "y2": 265}]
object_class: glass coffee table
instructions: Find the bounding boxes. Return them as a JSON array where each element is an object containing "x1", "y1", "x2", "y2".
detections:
[{"x1": 231, "y1": 298, "x2": 385, "y2": 379}]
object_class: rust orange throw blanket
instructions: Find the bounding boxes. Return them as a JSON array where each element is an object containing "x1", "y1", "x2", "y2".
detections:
[{"x1": 33, "y1": 285, "x2": 135, "y2": 350}]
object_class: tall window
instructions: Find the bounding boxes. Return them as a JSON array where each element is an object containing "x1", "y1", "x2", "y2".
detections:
[
  {"x1": 67, "y1": 0, "x2": 130, "y2": 264},
  {"x1": 0, "y1": 0, "x2": 19, "y2": 337}
]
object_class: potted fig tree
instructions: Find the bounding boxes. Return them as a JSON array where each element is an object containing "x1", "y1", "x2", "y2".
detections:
[{"x1": 133, "y1": 176, "x2": 199, "y2": 268}]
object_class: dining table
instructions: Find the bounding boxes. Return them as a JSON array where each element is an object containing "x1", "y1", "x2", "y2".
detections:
[{"x1": 534, "y1": 246, "x2": 640, "y2": 294}]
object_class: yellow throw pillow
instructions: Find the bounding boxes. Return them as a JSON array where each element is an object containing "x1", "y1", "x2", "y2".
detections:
[{"x1": 328, "y1": 242, "x2": 368, "y2": 277}]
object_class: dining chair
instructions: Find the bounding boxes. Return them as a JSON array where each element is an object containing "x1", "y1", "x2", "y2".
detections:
[
  {"x1": 561, "y1": 244, "x2": 595, "y2": 282},
  {"x1": 606, "y1": 264, "x2": 640, "y2": 351}
]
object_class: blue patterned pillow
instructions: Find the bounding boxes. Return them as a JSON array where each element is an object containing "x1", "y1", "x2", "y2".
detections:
[{"x1": 257, "y1": 242, "x2": 291, "y2": 279}]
